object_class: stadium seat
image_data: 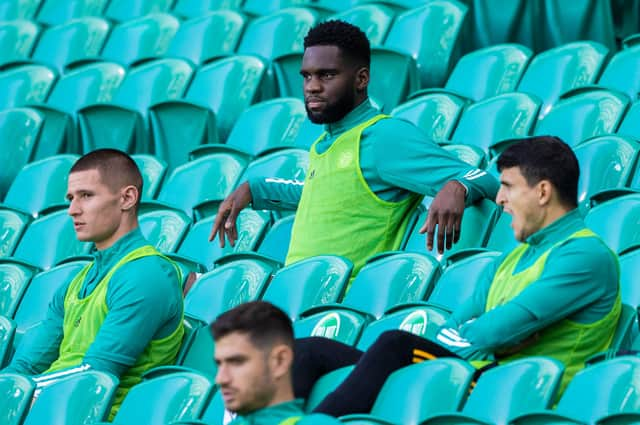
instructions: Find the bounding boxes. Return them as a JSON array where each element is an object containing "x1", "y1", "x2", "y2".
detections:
[
  {"x1": 108, "y1": 370, "x2": 214, "y2": 425},
  {"x1": 132, "y1": 154, "x2": 167, "y2": 200},
  {"x1": 0, "y1": 261, "x2": 38, "y2": 318},
  {"x1": 242, "y1": 0, "x2": 309, "y2": 16},
  {"x1": 175, "y1": 209, "x2": 270, "y2": 269},
  {"x1": 151, "y1": 152, "x2": 248, "y2": 218},
  {"x1": 617, "y1": 99, "x2": 640, "y2": 141},
  {"x1": 23, "y1": 370, "x2": 118, "y2": 425},
  {"x1": 403, "y1": 199, "x2": 501, "y2": 261},
  {"x1": 484, "y1": 210, "x2": 519, "y2": 253},
  {"x1": 149, "y1": 56, "x2": 266, "y2": 169},
  {"x1": 191, "y1": 98, "x2": 306, "y2": 159},
  {"x1": 294, "y1": 308, "x2": 371, "y2": 346},
  {"x1": 0, "y1": 373, "x2": 35, "y2": 425},
  {"x1": 328, "y1": 4, "x2": 395, "y2": 46},
  {"x1": 0, "y1": 317, "x2": 16, "y2": 367},
  {"x1": 422, "y1": 357, "x2": 564, "y2": 425},
  {"x1": 0, "y1": 65, "x2": 56, "y2": 109},
  {"x1": 585, "y1": 193, "x2": 640, "y2": 254},
  {"x1": 166, "y1": 11, "x2": 246, "y2": 66},
  {"x1": 449, "y1": 92, "x2": 541, "y2": 155},
  {"x1": 597, "y1": 44, "x2": 640, "y2": 102},
  {"x1": 464, "y1": 0, "x2": 539, "y2": 50},
  {"x1": 138, "y1": 206, "x2": 191, "y2": 253},
  {"x1": 3, "y1": 154, "x2": 78, "y2": 217},
  {"x1": 0, "y1": 209, "x2": 32, "y2": 259},
  {"x1": 511, "y1": 356, "x2": 640, "y2": 425},
  {"x1": 78, "y1": 58, "x2": 194, "y2": 154},
  {"x1": 172, "y1": 0, "x2": 244, "y2": 18},
  {"x1": 0, "y1": 0, "x2": 42, "y2": 20},
  {"x1": 305, "y1": 366, "x2": 354, "y2": 412},
  {"x1": 236, "y1": 148, "x2": 310, "y2": 187},
  {"x1": 28, "y1": 62, "x2": 126, "y2": 158},
  {"x1": 105, "y1": 0, "x2": 173, "y2": 22},
  {"x1": 261, "y1": 255, "x2": 353, "y2": 320},
  {"x1": 391, "y1": 93, "x2": 467, "y2": 143},
  {"x1": 340, "y1": 358, "x2": 475, "y2": 424},
  {"x1": 30, "y1": 17, "x2": 110, "y2": 74},
  {"x1": 301, "y1": 0, "x2": 354, "y2": 12},
  {"x1": 533, "y1": 88, "x2": 629, "y2": 147},
  {"x1": 517, "y1": 41, "x2": 609, "y2": 117},
  {"x1": 573, "y1": 135, "x2": 640, "y2": 208},
  {"x1": 442, "y1": 144, "x2": 488, "y2": 168},
  {"x1": 11, "y1": 210, "x2": 92, "y2": 269},
  {"x1": 99, "y1": 13, "x2": 180, "y2": 69},
  {"x1": 0, "y1": 20, "x2": 40, "y2": 69},
  {"x1": 36, "y1": 0, "x2": 109, "y2": 27},
  {"x1": 620, "y1": 247, "x2": 640, "y2": 308}
]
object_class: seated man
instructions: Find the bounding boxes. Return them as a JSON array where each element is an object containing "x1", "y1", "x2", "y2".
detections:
[
  {"x1": 293, "y1": 136, "x2": 621, "y2": 416},
  {"x1": 3, "y1": 149, "x2": 184, "y2": 416},
  {"x1": 212, "y1": 301, "x2": 341, "y2": 425}
]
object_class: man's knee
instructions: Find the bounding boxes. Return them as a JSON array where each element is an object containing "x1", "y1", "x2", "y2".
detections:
[{"x1": 372, "y1": 330, "x2": 419, "y2": 351}]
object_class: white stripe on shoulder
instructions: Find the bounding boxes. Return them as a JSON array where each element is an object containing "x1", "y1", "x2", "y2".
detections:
[
  {"x1": 264, "y1": 177, "x2": 304, "y2": 186},
  {"x1": 462, "y1": 169, "x2": 487, "y2": 181}
]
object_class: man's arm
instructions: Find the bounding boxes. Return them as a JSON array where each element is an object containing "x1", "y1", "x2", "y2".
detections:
[{"x1": 81, "y1": 257, "x2": 182, "y2": 376}]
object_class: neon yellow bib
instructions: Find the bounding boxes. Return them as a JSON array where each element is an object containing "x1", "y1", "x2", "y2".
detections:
[
  {"x1": 46, "y1": 245, "x2": 184, "y2": 416},
  {"x1": 286, "y1": 115, "x2": 422, "y2": 281}
]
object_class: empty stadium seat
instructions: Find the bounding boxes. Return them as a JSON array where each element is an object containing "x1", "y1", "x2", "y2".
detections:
[
  {"x1": 0, "y1": 20, "x2": 40, "y2": 69},
  {"x1": 533, "y1": 88, "x2": 629, "y2": 147},
  {"x1": 172, "y1": 0, "x2": 244, "y2": 18},
  {"x1": 620, "y1": 247, "x2": 640, "y2": 308},
  {"x1": 0, "y1": 317, "x2": 16, "y2": 367},
  {"x1": 0, "y1": 372, "x2": 34, "y2": 425},
  {"x1": 0, "y1": 0, "x2": 42, "y2": 20},
  {"x1": 132, "y1": 154, "x2": 167, "y2": 200},
  {"x1": 150, "y1": 55, "x2": 266, "y2": 169},
  {"x1": 138, "y1": 207, "x2": 191, "y2": 253},
  {"x1": 262, "y1": 255, "x2": 353, "y2": 320},
  {"x1": 0, "y1": 66, "x2": 56, "y2": 109},
  {"x1": 617, "y1": 99, "x2": 640, "y2": 140},
  {"x1": 166, "y1": 11, "x2": 246, "y2": 66},
  {"x1": 0, "y1": 261, "x2": 38, "y2": 318},
  {"x1": 105, "y1": 0, "x2": 174, "y2": 22},
  {"x1": 0, "y1": 209, "x2": 32, "y2": 259},
  {"x1": 243, "y1": 0, "x2": 309, "y2": 16},
  {"x1": 329, "y1": 4, "x2": 395, "y2": 45},
  {"x1": 23, "y1": 371, "x2": 118, "y2": 425},
  {"x1": 585, "y1": 193, "x2": 640, "y2": 254},
  {"x1": 36, "y1": 0, "x2": 109, "y2": 27},
  {"x1": 517, "y1": 41, "x2": 609, "y2": 117},
  {"x1": 340, "y1": 358, "x2": 475, "y2": 424},
  {"x1": 597, "y1": 44, "x2": 640, "y2": 102},
  {"x1": 391, "y1": 93, "x2": 467, "y2": 143},
  {"x1": 236, "y1": 148, "x2": 309, "y2": 187}
]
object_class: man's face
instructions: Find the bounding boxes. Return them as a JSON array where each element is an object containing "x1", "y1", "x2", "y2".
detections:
[
  {"x1": 214, "y1": 332, "x2": 277, "y2": 415},
  {"x1": 496, "y1": 166, "x2": 546, "y2": 242},
  {"x1": 301, "y1": 45, "x2": 363, "y2": 124},
  {"x1": 66, "y1": 169, "x2": 124, "y2": 250}
]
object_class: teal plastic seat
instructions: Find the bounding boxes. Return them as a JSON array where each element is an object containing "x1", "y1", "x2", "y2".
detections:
[
  {"x1": 450, "y1": 92, "x2": 541, "y2": 155},
  {"x1": 511, "y1": 356, "x2": 640, "y2": 425},
  {"x1": 172, "y1": 0, "x2": 244, "y2": 18},
  {"x1": 422, "y1": 357, "x2": 564, "y2": 425},
  {"x1": 0, "y1": 317, "x2": 16, "y2": 367},
  {"x1": 78, "y1": 58, "x2": 194, "y2": 154},
  {"x1": 166, "y1": 11, "x2": 246, "y2": 66},
  {"x1": 29, "y1": 62, "x2": 125, "y2": 158},
  {"x1": 464, "y1": 0, "x2": 539, "y2": 50},
  {"x1": 0, "y1": 108, "x2": 44, "y2": 192},
  {"x1": 31, "y1": 17, "x2": 110, "y2": 74},
  {"x1": 517, "y1": 41, "x2": 610, "y2": 118},
  {"x1": 0, "y1": 261, "x2": 38, "y2": 318},
  {"x1": 261, "y1": 255, "x2": 353, "y2": 320},
  {"x1": 242, "y1": 0, "x2": 308, "y2": 16},
  {"x1": 617, "y1": 99, "x2": 640, "y2": 141},
  {"x1": 574, "y1": 135, "x2": 639, "y2": 208},
  {"x1": 150, "y1": 56, "x2": 266, "y2": 169},
  {"x1": 0, "y1": 20, "x2": 40, "y2": 69},
  {"x1": 192, "y1": 98, "x2": 306, "y2": 160},
  {"x1": 132, "y1": 154, "x2": 167, "y2": 200},
  {"x1": 533, "y1": 88, "x2": 630, "y2": 147},
  {"x1": 305, "y1": 366, "x2": 354, "y2": 412},
  {"x1": 378, "y1": 1, "x2": 468, "y2": 89},
  {"x1": 237, "y1": 148, "x2": 309, "y2": 186},
  {"x1": 152, "y1": 153, "x2": 248, "y2": 217},
  {"x1": 36, "y1": 0, "x2": 109, "y2": 26},
  {"x1": 23, "y1": 370, "x2": 118, "y2": 425},
  {"x1": 138, "y1": 207, "x2": 191, "y2": 253},
  {"x1": 294, "y1": 308, "x2": 370, "y2": 346},
  {"x1": 0, "y1": 65, "x2": 56, "y2": 109},
  {"x1": 369, "y1": 44, "x2": 420, "y2": 112},
  {"x1": 0, "y1": 0, "x2": 42, "y2": 20},
  {"x1": 0, "y1": 373, "x2": 35, "y2": 425},
  {"x1": 585, "y1": 193, "x2": 640, "y2": 254},
  {"x1": 3, "y1": 154, "x2": 78, "y2": 217},
  {"x1": 620, "y1": 247, "x2": 640, "y2": 308},
  {"x1": 483, "y1": 210, "x2": 519, "y2": 253},
  {"x1": 598, "y1": 45, "x2": 640, "y2": 101},
  {"x1": 110, "y1": 370, "x2": 214, "y2": 424},
  {"x1": 105, "y1": 0, "x2": 173, "y2": 22},
  {"x1": 328, "y1": 4, "x2": 395, "y2": 46},
  {"x1": 391, "y1": 93, "x2": 467, "y2": 143},
  {"x1": 11, "y1": 210, "x2": 92, "y2": 269},
  {"x1": 341, "y1": 358, "x2": 475, "y2": 424},
  {"x1": 0, "y1": 209, "x2": 32, "y2": 258}
]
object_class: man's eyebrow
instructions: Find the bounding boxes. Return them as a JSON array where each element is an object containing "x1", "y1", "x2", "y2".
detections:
[{"x1": 300, "y1": 67, "x2": 339, "y2": 75}]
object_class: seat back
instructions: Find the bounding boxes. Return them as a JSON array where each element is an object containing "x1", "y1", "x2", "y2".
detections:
[
  {"x1": 105, "y1": 0, "x2": 173, "y2": 22},
  {"x1": 0, "y1": 317, "x2": 16, "y2": 367},
  {"x1": 0, "y1": 65, "x2": 56, "y2": 109},
  {"x1": 172, "y1": 0, "x2": 244, "y2": 18},
  {"x1": 256, "y1": 214, "x2": 295, "y2": 263},
  {"x1": 329, "y1": 4, "x2": 395, "y2": 46},
  {"x1": 36, "y1": 0, "x2": 109, "y2": 26},
  {"x1": 138, "y1": 207, "x2": 191, "y2": 253},
  {"x1": 0, "y1": 209, "x2": 32, "y2": 258},
  {"x1": 239, "y1": 148, "x2": 309, "y2": 185},
  {"x1": 0, "y1": 373, "x2": 35, "y2": 425},
  {"x1": 132, "y1": 154, "x2": 167, "y2": 200},
  {"x1": 391, "y1": 93, "x2": 466, "y2": 143},
  {"x1": 620, "y1": 247, "x2": 640, "y2": 308},
  {"x1": 0, "y1": 20, "x2": 40, "y2": 68},
  {"x1": 0, "y1": 261, "x2": 37, "y2": 318},
  {"x1": 585, "y1": 193, "x2": 640, "y2": 254},
  {"x1": 598, "y1": 45, "x2": 640, "y2": 101}
]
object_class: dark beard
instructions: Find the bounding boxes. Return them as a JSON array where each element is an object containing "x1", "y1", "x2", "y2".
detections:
[{"x1": 306, "y1": 92, "x2": 357, "y2": 124}]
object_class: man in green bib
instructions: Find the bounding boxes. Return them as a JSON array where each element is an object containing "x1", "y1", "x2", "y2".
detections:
[
  {"x1": 210, "y1": 20, "x2": 499, "y2": 274},
  {"x1": 292, "y1": 136, "x2": 621, "y2": 416},
  {"x1": 213, "y1": 301, "x2": 341, "y2": 425},
  {"x1": 3, "y1": 149, "x2": 184, "y2": 416}
]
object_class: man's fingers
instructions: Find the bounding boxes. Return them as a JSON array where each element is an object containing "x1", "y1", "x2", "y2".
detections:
[
  {"x1": 224, "y1": 205, "x2": 242, "y2": 247},
  {"x1": 437, "y1": 213, "x2": 447, "y2": 254},
  {"x1": 209, "y1": 207, "x2": 227, "y2": 242},
  {"x1": 422, "y1": 211, "x2": 437, "y2": 251}
]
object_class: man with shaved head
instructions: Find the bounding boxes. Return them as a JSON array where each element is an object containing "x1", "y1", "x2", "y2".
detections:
[{"x1": 3, "y1": 149, "x2": 184, "y2": 418}]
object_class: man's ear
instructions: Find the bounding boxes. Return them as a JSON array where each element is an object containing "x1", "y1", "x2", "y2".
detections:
[
  {"x1": 538, "y1": 180, "x2": 553, "y2": 206},
  {"x1": 121, "y1": 185, "x2": 139, "y2": 211},
  {"x1": 269, "y1": 344, "x2": 293, "y2": 380},
  {"x1": 355, "y1": 66, "x2": 369, "y2": 92}
]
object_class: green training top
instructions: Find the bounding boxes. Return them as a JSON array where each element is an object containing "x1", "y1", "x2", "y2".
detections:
[{"x1": 229, "y1": 399, "x2": 305, "y2": 425}]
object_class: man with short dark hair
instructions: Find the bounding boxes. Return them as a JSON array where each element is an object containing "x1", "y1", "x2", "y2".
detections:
[
  {"x1": 211, "y1": 20, "x2": 499, "y2": 277},
  {"x1": 3, "y1": 149, "x2": 184, "y2": 417},
  {"x1": 293, "y1": 136, "x2": 621, "y2": 416}
]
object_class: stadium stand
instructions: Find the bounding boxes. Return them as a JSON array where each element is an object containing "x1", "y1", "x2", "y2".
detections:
[{"x1": 0, "y1": 20, "x2": 40, "y2": 69}]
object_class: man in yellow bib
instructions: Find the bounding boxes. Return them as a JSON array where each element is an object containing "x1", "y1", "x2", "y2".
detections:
[
  {"x1": 3, "y1": 149, "x2": 184, "y2": 416},
  {"x1": 210, "y1": 20, "x2": 499, "y2": 274},
  {"x1": 292, "y1": 136, "x2": 620, "y2": 416}
]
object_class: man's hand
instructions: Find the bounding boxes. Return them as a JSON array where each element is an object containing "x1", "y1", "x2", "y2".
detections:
[
  {"x1": 209, "y1": 182, "x2": 252, "y2": 247},
  {"x1": 419, "y1": 180, "x2": 466, "y2": 254}
]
